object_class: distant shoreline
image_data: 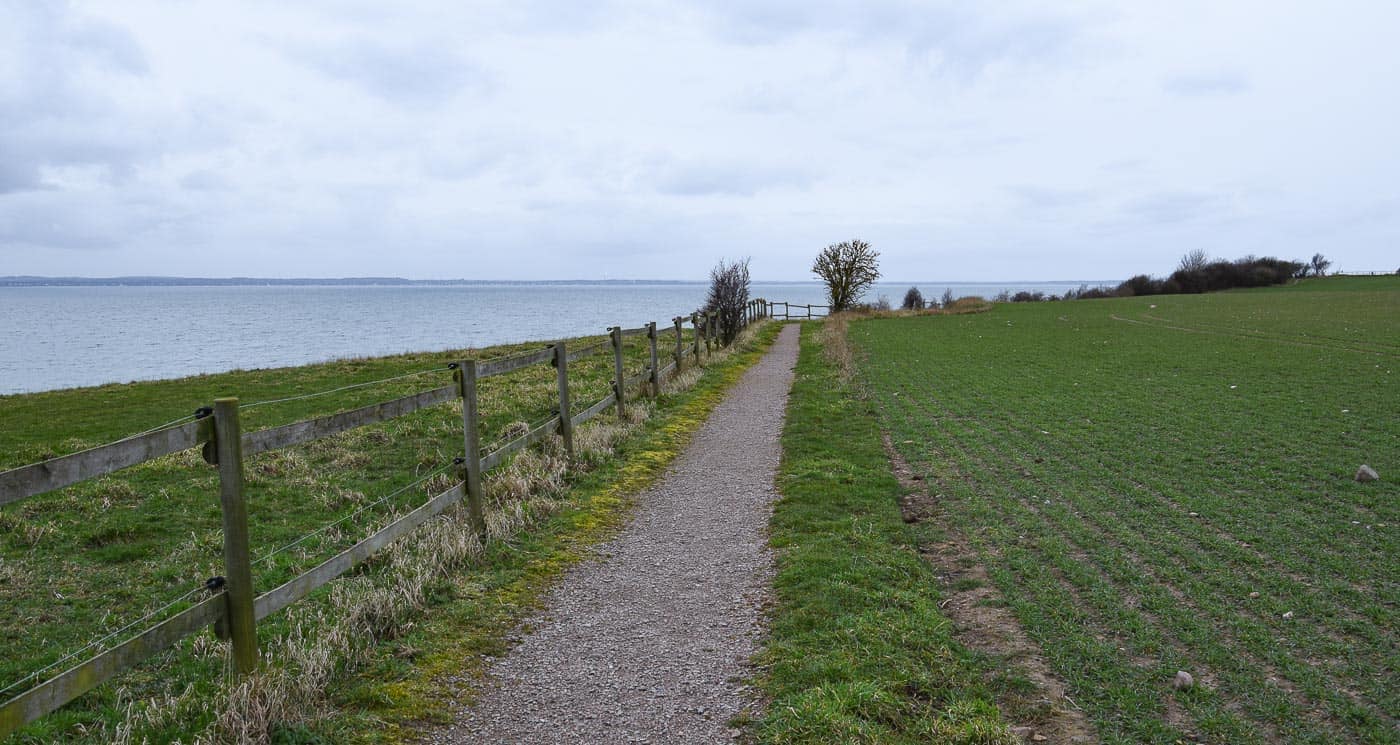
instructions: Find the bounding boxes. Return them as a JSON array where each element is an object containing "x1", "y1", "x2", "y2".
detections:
[{"x1": 0, "y1": 276, "x2": 1119, "y2": 288}]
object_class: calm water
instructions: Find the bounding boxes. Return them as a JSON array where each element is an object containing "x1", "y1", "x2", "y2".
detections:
[{"x1": 0, "y1": 281, "x2": 1106, "y2": 394}]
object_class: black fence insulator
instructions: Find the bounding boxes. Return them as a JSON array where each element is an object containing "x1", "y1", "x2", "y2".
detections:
[
  {"x1": 193, "y1": 406, "x2": 214, "y2": 419},
  {"x1": 452, "y1": 456, "x2": 466, "y2": 465},
  {"x1": 204, "y1": 576, "x2": 226, "y2": 592},
  {"x1": 446, "y1": 362, "x2": 459, "y2": 370}
]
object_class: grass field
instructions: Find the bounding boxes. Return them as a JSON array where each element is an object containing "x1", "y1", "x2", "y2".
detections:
[
  {"x1": 849, "y1": 276, "x2": 1398, "y2": 744},
  {"x1": 0, "y1": 320, "x2": 767, "y2": 742},
  {"x1": 756, "y1": 322, "x2": 1016, "y2": 744}
]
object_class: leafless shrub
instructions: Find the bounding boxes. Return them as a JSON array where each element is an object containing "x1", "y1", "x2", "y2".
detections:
[{"x1": 702, "y1": 258, "x2": 751, "y2": 345}]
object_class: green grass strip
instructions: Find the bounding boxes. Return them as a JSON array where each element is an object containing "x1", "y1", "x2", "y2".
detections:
[{"x1": 756, "y1": 322, "x2": 1015, "y2": 745}]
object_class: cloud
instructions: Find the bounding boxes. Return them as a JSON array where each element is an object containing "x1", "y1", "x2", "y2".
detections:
[
  {"x1": 1163, "y1": 71, "x2": 1249, "y2": 96},
  {"x1": 178, "y1": 170, "x2": 226, "y2": 191},
  {"x1": 652, "y1": 160, "x2": 813, "y2": 197},
  {"x1": 1123, "y1": 191, "x2": 1229, "y2": 226},
  {"x1": 1008, "y1": 185, "x2": 1099, "y2": 210},
  {"x1": 694, "y1": 0, "x2": 1091, "y2": 77},
  {"x1": 0, "y1": 160, "x2": 40, "y2": 195},
  {"x1": 278, "y1": 35, "x2": 492, "y2": 106},
  {"x1": 0, "y1": 4, "x2": 159, "y2": 193}
]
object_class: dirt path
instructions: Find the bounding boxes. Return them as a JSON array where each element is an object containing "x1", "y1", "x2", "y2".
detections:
[
  {"x1": 883, "y1": 435, "x2": 1098, "y2": 744},
  {"x1": 432, "y1": 324, "x2": 800, "y2": 744}
]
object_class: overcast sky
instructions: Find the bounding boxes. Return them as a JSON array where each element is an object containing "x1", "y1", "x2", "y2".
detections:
[{"x1": 2, "y1": 1, "x2": 1396, "y2": 281}]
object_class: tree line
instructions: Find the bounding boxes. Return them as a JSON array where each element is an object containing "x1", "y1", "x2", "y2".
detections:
[{"x1": 699, "y1": 242, "x2": 1346, "y2": 323}]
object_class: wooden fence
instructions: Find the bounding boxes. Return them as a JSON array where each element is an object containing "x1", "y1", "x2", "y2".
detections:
[
  {"x1": 0, "y1": 300, "x2": 772, "y2": 737},
  {"x1": 768, "y1": 301, "x2": 831, "y2": 320}
]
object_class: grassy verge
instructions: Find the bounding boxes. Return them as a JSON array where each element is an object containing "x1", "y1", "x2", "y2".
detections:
[
  {"x1": 1, "y1": 320, "x2": 776, "y2": 743},
  {"x1": 851, "y1": 276, "x2": 1398, "y2": 744},
  {"x1": 755, "y1": 322, "x2": 1015, "y2": 744}
]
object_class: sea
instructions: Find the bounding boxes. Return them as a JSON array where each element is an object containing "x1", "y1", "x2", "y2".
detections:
[{"x1": 0, "y1": 281, "x2": 1110, "y2": 394}]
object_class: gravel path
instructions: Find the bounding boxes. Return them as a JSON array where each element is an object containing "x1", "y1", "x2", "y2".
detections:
[{"x1": 433, "y1": 324, "x2": 800, "y2": 744}]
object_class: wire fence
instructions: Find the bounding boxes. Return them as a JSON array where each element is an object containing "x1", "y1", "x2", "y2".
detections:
[
  {"x1": 237, "y1": 367, "x2": 445, "y2": 411},
  {"x1": 0, "y1": 582, "x2": 209, "y2": 700},
  {"x1": 252, "y1": 462, "x2": 455, "y2": 569}
]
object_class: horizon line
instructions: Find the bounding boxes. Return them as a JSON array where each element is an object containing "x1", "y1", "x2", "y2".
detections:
[{"x1": 0, "y1": 275, "x2": 1124, "y2": 285}]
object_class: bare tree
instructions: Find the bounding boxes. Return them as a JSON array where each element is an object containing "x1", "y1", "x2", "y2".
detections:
[
  {"x1": 940, "y1": 288, "x2": 955, "y2": 308},
  {"x1": 703, "y1": 257, "x2": 750, "y2": 345},
  {"x1": 901, "y1": 286, "x2": 925, "y2": 310},
  {"x1": 812, "y1": 239, "x2": 880, "y2": 311},
  {"x1": 1309, "y1": 253, "x2": 1331, "y2": 277},
  {"x1": 1178, "y1": 249, "x2": 1210, "y2": 273}
]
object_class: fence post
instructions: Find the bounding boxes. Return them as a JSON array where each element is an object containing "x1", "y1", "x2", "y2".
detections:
[
  {"x1": 647, "y1": 321, "x2": 659, "y2": 398},
  {"x1": 212, "y1": 398, "x2": 259, "y2": 675},
  {"x1": 691, "y1": 313, "x2": 701, "y2": 365},
  {"x1": 455, "y1": 360, "x2": 485, "y2": 536},
  {"x1": 610, "y1": 326, "x2": 626, "y2": 418},
  {"x1": 553, "y1": 341, "x2": 574, "y2": 459},
  {"x1": 672, "y1": 317, "x2": 683, "y2": 370},
  {"x1": 709, "y1": 312, "x2": 719, "y2": 348}
]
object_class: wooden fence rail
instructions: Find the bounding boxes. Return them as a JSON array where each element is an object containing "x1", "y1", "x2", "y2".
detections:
[
  {"x1": 0, "y1": 299, "x2": 771, "y2": 737},
  {"x1": 767, "y1": 301, "x2": 830, "y2": 320}
]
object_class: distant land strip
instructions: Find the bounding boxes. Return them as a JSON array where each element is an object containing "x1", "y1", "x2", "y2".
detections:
[
  {"x1": 0, "y1": 276, "x2": 717, "y2": 287},
  {"x1": 1, "y1": 276, "x2": 1122, "y2": 288}
]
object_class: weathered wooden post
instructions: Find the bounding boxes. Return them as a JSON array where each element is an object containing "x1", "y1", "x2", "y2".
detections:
[
  {"x1": 647, "y1": 321, "x2": 660, "y2": 398},
  {"x1": 454, "y1": 360, "x2": 485, "y2": 535},
  {"x1": 610, "y1": 326, "x2": 626, "y2": 418},
  {"x1": 709, "y1": 312, "x2": 719, "y2": 348},
  {"x1": 553, "y1": 341, "x2": 574, "y2": 459},
  {"x1": 691, "y1": 313, "x2": 701, "y2": 365},
  {"x1": 672, "y1": 317, "x2": 684, "y2": 370},
  {"x1": 212, "y1": 398, "x2": 259, "y2": 674}
]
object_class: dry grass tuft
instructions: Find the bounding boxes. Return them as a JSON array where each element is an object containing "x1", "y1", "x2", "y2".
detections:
[
  {"x1": 818, "y1": 313, "x2": 856, "y2": 382},
  {"x1": 942, "y1": 295, "x2": 993, "y2": 314}
]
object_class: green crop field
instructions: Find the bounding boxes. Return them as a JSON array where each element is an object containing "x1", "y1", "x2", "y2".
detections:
[{"x1": 849, "y1": 276, "x2": 1398, "y2": 744}]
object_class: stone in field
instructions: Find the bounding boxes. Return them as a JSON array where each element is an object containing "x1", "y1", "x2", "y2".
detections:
[
  {"x1": 1355, "y1": 464, "x2": 1379, "y2": 482},
  {"x1": 1172, "y1": 670, "x2": 1194, "y2": 690}
]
